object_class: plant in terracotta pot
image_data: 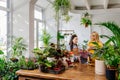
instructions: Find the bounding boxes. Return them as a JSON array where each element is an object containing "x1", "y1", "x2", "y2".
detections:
[{"x1": 81, "y1": 12, "x2": 92, "y2": 28}]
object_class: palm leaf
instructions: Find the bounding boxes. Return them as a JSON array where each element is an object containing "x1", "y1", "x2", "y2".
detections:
[{"x1": 97, "y1": 22, "x2": 120, "y2": 48}]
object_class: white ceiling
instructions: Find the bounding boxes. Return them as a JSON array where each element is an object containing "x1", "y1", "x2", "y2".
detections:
[
  {"x1": 36, "y1": 0, "x2": 120, "y2": 10},
  {"x1": 12, "y1": 0, "x2": 120, "y2": 13}
]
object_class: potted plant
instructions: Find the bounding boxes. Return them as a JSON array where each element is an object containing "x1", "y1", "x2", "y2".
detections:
[
  {"x1": 2, "y1": 61, "x2": 20, "y2": 80},
  {"x1": 40, "y1": 30, "x2": 52, "y2": 47},
  {"x1": 10, "y1": 37, "x2": 27, "y2": 62},
  {"x1": 18, "y1": 56, "x2": 38, "y2": 70},
  {"x1": 81, "y1": 12, "x2": 92, "y2": 28},
  {"x1": 97, "y1": 22, "x2": 120, "y2": 78},
  {"x1": 103, "y1": 45, "x2": 120, "y2": 80},
  {"x1": 33, "y1": 47, "x2": 54, "y2": 73},
  {"x1": 91, "y1": 42, "x2": 106, "y2": 75},
  {"x1": 33, "y1": 47, "x2": 65, "y2": 74},
  {"x1": 53, "y1": 0, "x2": 71, "y2": 22}
]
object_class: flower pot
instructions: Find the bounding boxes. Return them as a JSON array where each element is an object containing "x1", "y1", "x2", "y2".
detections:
[
  {"x1": 10, "y1": 58, "x2": 18, "y2": 62},
  {"x1": 95, "y1": 60, "x2": 105, "y2": 75},
  {"x1": 85, "y1": 23, "x2": 88, "y2": 28},
  {"x1": 106, "y1": 68, "x2": 116, "y2": 80},
  {"x1": 39, "y1": 65, "x2": 48, "y2": 73}
]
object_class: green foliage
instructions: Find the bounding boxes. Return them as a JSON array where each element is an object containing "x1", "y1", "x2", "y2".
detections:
[
  {"x1": 0, "y1": 58, "x2": 7, "y2": 78},
  {"x1": 33, "y1": 47, "x2": 52, "y2": 67},
  {"x1": 81, "y1": 12, "x2": 92, "y2": 27},
  {"x1": 103, "y1": 45, "x2": 120, "y2": 69},
  {"x1": 1, "y1": 61, "x2": 20, "y2": 80},
  {"x1": 100, "y1": 35, "x2": 116, "y2": 46},
  {"x1": 53, "y1": 0, "x2": 71, "y2": 14},
  {"x1": 33, "y1": 46, "x2": 63, "y2": 68},
  {"x1": 11, "y1": 37, "x2": 27, "y2": 58},
  {"x1": 92, "y1": 42, "x2": 106, "y2": 60},
  {"x1": 63, "y1": 15, "x2": 72, "y2": 23},
  {"x1": 57, "y1": 32, "x2": 64, "y2": 41},
  {"x1": 80, "y1": 40, "x2": 88, "y2": 50},
  {"x1": 97, "y1": 22, "x2": 120, "y2": 49},
  {"x1": 18, "y1": 56, "x2": 37, "y2": 70},
  {"x1": 81, "y1": 17, "x2": 92, "y2": 27},
  {"x1": 0, "y1": 50, "x2": 4, "y2": 55},
  {"x1": 53, "y1": 0, "x2": 71, "y2": 22},
  {"x1": 40, "y1": 30, "x2": 52, "y2": 47}
]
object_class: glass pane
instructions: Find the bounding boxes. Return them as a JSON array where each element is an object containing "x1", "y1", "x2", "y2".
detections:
[
  {"x1": 34, "y1": 9, "x2": 42, "y2": 20},
  {"x1": 38, "y1": 22, "x2": 44, "y2": 48},
  {"x1": 0, "y1": 10, "x2": 7, "y2": 54},
  {"x1": 34, "y1": 20, "x2": 37, "y2": 48},
  {"x1": 0, "y1": 0, "x2": 7, "y2": 8}
]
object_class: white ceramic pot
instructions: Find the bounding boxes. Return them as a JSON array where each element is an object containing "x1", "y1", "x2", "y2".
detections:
[{"x1": 95, "y1": 59, "x2": 105, "y2": 75}]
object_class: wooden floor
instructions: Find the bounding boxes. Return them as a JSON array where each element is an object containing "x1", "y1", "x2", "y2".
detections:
[{"x1": 16, "y1": 63, "x2": 107, "y2": 80}]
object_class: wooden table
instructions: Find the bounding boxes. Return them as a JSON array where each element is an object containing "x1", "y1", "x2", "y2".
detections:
[{"x1": 16, "y1": 64, "x2": 107, "y2": 80}]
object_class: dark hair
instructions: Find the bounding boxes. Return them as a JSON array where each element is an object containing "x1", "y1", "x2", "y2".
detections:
[{"x1": 69, "y1": 34, "x2": 78, "y2": 51}]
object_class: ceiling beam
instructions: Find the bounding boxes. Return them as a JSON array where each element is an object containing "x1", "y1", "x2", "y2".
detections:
[
  {"x1": 84, "y1": 0, "x2": 91, "y2": 10},
  {"x1": 104, "y1": 0, "x2": 109, "y2": 9}
]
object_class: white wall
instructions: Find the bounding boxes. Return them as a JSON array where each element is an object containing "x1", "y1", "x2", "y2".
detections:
[
  {"x1": 12, "y1": 0, "x2": 120, "y2": 57},
  {"x1": 92, "y1": 13, "x2": 120, "y2": 43},
  {"x1": 12, "y1": 0, "x2": 37, "y2": 58},
  {"x1": 13, "y1": 0, "x2": 30, "y2": 57},
  {"x1": 43, "y1": 2, "x2": 120, "y2": 45}
]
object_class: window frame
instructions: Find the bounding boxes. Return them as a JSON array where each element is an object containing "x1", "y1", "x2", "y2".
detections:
[
  {"x1": 0, "y1": 0, "x2": 12, "y2": 57},
  {"x1": 34, "y1": 5, "x2": 45, "y2": 48}
]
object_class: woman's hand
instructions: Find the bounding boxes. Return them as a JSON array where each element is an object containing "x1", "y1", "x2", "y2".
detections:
[{"x1": 88, "y1": 46, "x2": 96, "y2": 51}]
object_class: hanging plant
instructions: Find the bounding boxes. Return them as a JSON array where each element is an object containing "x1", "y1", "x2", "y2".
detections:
[
  {"x1": 80, "y1": 12, "x2": 92, "y2": 28},
  {"x1": 53, "y1": 0, "x2": 71, "y2": 22}
]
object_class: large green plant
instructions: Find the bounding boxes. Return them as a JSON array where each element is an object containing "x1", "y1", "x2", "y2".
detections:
[
  {"x1": 0, "y1": 54, "x2": 6, "y2": 78},
  {"x1": 103, "y1": 45, "x2": 120, "y2": 69},
  {"x1": 11, "y1": 37, "x2": 27, "y2": 58},
  {"x1": 40, "y1": 30, "x2": 52, "y2": 47},
  {"x1": 97, "y1": 22, "x2": 120, "y2": 49},
  {"x1": 2, "y1": 61, "x2": 20, "y2": 80},
  {"x1": 33, "y1": 47, "x2": 53, "y2": 67}
]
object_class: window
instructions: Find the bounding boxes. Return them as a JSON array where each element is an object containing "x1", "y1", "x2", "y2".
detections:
[
  {"x1": 34, "y1": 7, "x2": 45, "y2": 48},
  {"x1": 0, "y1": 10, "x2": 7, "y2": 53},
  {"x1": 0, "y1": 0, "x2": 10, "y2": 55},
  {"x1": 0, "y1": 0, "x2": 7, "y2": 8}
]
